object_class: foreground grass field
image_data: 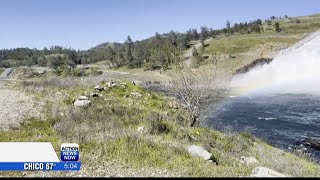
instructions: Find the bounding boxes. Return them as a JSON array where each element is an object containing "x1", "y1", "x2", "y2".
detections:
[{"x1": 0, "y1": 73, "x2": 320, "y2": 177}]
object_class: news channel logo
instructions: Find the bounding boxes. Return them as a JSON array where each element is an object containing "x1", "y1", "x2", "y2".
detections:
[{"x1": 60, "y1": 143, "x2": 79, "y2": 161}]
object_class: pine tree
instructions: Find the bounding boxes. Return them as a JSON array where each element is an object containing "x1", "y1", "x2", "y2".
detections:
[{"x1": 125, "y1": 36, "x2": 134, "y2": 68}]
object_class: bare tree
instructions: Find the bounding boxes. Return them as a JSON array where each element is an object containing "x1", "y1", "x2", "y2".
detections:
[{"x1": 169, "y1": 64, "x2": 227, "y2": 127}]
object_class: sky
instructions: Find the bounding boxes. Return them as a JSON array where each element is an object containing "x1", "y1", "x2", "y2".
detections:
[{"x1": 0, "y1": 0, "x2": 319, "y2": 50}]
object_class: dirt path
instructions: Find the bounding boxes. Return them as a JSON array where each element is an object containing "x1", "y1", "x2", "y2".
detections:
[
  {"x1": 0, "y1": 69, "x2": 44, "y2": 131},
  {"x1": 0, "y1": 68, "x2": 14, "y2": 80},
  {"x1": 184, "y1": 38, "x2": 212, "y2": 68}
]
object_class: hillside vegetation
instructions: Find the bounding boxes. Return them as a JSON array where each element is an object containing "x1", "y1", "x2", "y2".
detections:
[
  {"x1": 1, "y1": 73, "x2": 320, "y2": 177},
  {"x1": 189, "y1": 13, "x2": 320, "y2": 73}
]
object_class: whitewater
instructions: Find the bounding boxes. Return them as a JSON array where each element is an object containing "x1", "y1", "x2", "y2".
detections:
[
  {"x1": 207, "y1": 30, "x2": 320, "y2": 161},
  {"x1": 231, "y1": 31, "x2": 320, "y2": 96}
]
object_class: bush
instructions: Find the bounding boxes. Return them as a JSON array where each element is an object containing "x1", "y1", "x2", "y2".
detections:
[
  {"x1": 89, "y1": 67, "x2": 103, "y2": 76},
  {"x1": 71, "y1": 68, "x2": 86, "y2": 77},
  {"x1": 148, "y1": 111, "x2": 174, "y2": 135}
]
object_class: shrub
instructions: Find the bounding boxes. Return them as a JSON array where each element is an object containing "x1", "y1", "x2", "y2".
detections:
[{"x1": 148, "y1": 111, "x2": 173, "y2": 135}]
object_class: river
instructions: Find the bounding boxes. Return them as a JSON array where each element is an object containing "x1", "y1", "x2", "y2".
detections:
[{"x1": 206, "y1": 30, "x2": 320, "y2": 161}]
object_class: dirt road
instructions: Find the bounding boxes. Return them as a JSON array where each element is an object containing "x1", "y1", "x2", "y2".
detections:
[{"x1": 0, "y1": 68, "x2": 44, "y2": 131}]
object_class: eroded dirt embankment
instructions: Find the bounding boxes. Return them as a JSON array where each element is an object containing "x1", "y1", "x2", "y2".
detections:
[{"x1": 0, "y1": 69, "x2": 44, "y2": 131}]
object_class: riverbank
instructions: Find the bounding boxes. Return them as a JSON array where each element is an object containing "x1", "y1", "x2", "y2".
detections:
[{"x1": 0, "y1": 71, "x2": 320, "y2": 177}]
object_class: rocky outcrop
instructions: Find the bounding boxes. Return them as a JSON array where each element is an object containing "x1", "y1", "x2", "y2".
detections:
[
  {"x1": 235, "y1": 58, "x2": 273, "y2": 75},
  {"x1": 303, "y1": 138, "x2": 320, "y2": 150}
]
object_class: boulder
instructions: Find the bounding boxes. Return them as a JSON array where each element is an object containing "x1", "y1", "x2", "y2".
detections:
[
  {"x1": 303, "y1": 138, "x2": 320, "y2": 150},
  {"x1": 74, "y1": 100, "x2": 91, "y2": 107},
  {"x1": 187, "y1": 145, "x2": 212, "y2": 160},
  {"x1": 250, "y1": 167, "x2": 286, "y2": 177},
  {"x1": 240, "y1": 156, "x2": 259, "y2": 166}
]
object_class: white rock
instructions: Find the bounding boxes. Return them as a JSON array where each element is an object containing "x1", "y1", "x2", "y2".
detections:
[
  {"x1": 74, "y1": 100, "x2": 91, "y2": 107},
  {"x1": 130, "y1": 92, "x2": 142, "y2": 97},
  {"x1": 137, "y1": 126, "x2": 144, "y2": 134},
  {"x1": 77, "y1": 96, "x2": 89, "y2": 100},
  {"x1": 187, "y1": 145, "x2": 212, "y2": 160},
  {"x1": 251, "y1": 166, "x2": 286, "y2": 177},
  {"x1": 240, "y1": 156, "x2": 259, "y2": 166}
]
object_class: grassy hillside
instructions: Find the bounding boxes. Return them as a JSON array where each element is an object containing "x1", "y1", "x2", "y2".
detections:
[
  {"x1": 189, "y1": 13, "x2": 320, "y2": 74},
  {"x1": 204, "y1": 34, "x2": 298, "y2": 55},
  {"x1": 0, "y1": 75, "x2": 319, "y2": 177}
]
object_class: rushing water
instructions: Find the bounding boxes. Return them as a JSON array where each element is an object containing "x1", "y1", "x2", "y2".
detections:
[
  {"x1": 207, "y1": 31, "x2": 320, "y2": 160},
  {"x1": 207, "y1": 94, "x2": 320, "y2": 156}
]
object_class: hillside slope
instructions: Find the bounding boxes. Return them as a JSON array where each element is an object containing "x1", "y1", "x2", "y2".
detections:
[{"x1": 187, "y1": 13, "x2": 320, "y2": 75}]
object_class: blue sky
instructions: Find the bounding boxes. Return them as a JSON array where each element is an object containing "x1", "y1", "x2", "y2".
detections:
[{"x1": 0, "y1": 0, "x2": 319, "y2": 50}]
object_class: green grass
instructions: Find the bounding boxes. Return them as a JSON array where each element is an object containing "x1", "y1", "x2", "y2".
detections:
[
  {"x1": 0, "y1": 68, "x2": 4, "y2": 74},
  {"x1": 191, "y1": 14, "x2": 320, "y2": 74},
  {"x1": 8, "y1": 75, "x2": 320, "y2": 177},
  {"x1": 285, "y1": 22, "x2": 320, "y2": 34},
  {"x1": 81, "y1": 136, "x2": 251, "y2": 177},
  {"x1": 204, "y1": 33, "x2": 298, "y2": 56}
]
